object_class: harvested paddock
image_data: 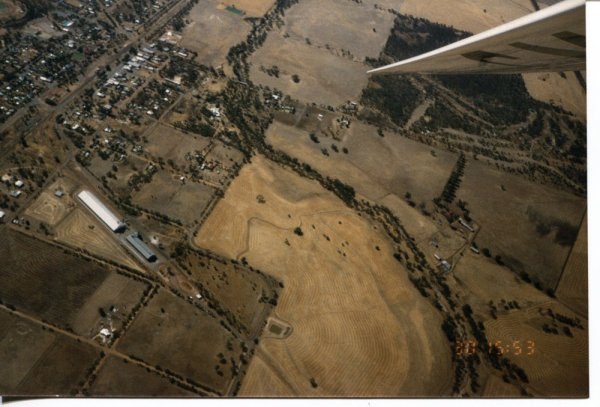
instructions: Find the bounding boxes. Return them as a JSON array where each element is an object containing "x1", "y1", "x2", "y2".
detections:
[
  {"x1": 457, "y1": 159, "x2": 586, "y2": 290},
  {"x1": 116, "y1": 289, "x2": 243, "y2": 395},
  {"x1": 180, "y1": 1, "x2": 252, "y2": 67},
  {"x1": 90, "y1": 356, "x2": 195, "y2": 396},
  {"x1": 132, "y1": 171, "x2": 217, "y2": 225},
  {"x1": 55, "y1": 208, "x2": 141, "y2": 271},
  {"x1": 196, "y1": 156, "x2": 452, "y2": 396},
  {"x1": 249, "y1": 33, "x2": 368, "y2": 107},
  {"x1": 282, "y1": 0, "x2": 395, "y2": 61}
]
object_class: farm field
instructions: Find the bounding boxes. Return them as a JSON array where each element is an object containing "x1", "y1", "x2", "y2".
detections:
[
  {"x1": 132, "y1": 171, "x2": 217, "y2": 225},
  {"x1": 0, "y1": 230, "x2": 145, "y2": 335},
  {"x1": 185, "y1": 250, "x2": 277, "y2": 336},
  {"x1": 249, "y1": 33, "x2": 368, "y2": 107},
  {"x1": 0, "y1": 309, "x2": 99, "y2": 396},
  {"x1": 54, "y1": 208, "x2": 142, "y2": 271},
  {"x1": 452, "y1": 251, "x2": 588, "y2": 397},
  {"x1": 180, "y1": 0, "x2": 252, "y2": 67},
  {"x1": 266, "y1": 120, "x2": 457, "y2": 207},
  {"x1": 457, "y1": 159, "x2": 586, "y2": 290},
  {"x1": 116, "y1": 289, "x2": 243, "y2": 395},
  {"x1": 90, "y1": 356, "x2": 195, "y2": 396},
  {"x1": 281, "y1": 0, "x2": 395, "y2": 61},
  {"x1": 196, "y1": 156, "x2": 453, "y2": 396}
]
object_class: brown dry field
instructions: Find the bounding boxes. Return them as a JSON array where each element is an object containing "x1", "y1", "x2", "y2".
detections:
[
  {"x1": 222, "y1": 0, "x2": 275, "y2": 17},
  {"x1": 90, "y1": 356, "x2": 195, "y2": 396},
  {"x1": 195, "y1": 155, "x2": 453, "y2": 396},
  {"x1": 181, "y1": 0, "x2": 251, "y2": 67},
  {"x1": 145, "y1": 123, "x2": 211, "y2": 169},
  {"x1": 132, "y1": 171, "x2": 217, "y2": 225},
  {"x1": 116, "y1": 289, "x2": 243, "y2": 395},
  {"x1": 266, "y1": 120, "x2": 457, "y2": 208},
  {"x1": 556, "y1": 211, "x2": 587, "y2": 317},
  {"x1": 249, "y1": 32, "x2": 368, "y2": 107},
  {"x1": 0, "y1": 309, "x2": 99, "y2": 396},
  {"x1": 281, "y1": 0, "x2": 395, "y2": 61},
  {"x1": 457, "y1": 159, "x2": 586, "y2": 290},
  {"x1": 185, "y1": 251, "x2": 275, "y2": 334},
  {"x1": 452, "y1": 251, "x2": 588, "y2": 397},
  {"x1": 54, "y1": 207, "x2": 142, "y2": 271}
]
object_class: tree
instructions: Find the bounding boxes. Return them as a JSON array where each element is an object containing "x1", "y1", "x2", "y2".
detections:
[{"x1": 293, "y1": 227, "x2": 303, "y2": 236}]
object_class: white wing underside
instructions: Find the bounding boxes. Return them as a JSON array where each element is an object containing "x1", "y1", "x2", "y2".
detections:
[{"x1": 368, "y1": 0, "x2": 585, "y2": 75}]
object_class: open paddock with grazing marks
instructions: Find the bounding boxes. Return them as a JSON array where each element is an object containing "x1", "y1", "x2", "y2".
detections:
[
  {"x1": 0, "y1": 309, "x2": 99, "y2": 396},
  {"x1": 180, "y1": 1, "x2": 252, "y2": 67},
  {"x1": 116, "y1": 289, "x2": 243, "y2": 395},
  {"x1": 54, "y1": 208, "x2": 142, "y2": 271},
  {"x1": 249, "y1": 33, "x2": 368, "y2": 107},
  {"x1": 132, "y1": 171, "x2": 217, "y2": 225},
  {"x1": 90, "y1": 356, "x2": 196, "y2": 396},
  {"x1": 457, "y1": 159, "x2": 586, "y2": 290},
  {"x1": 281, "y1": 0, "x2": 395, "y2": 61},
  {"x1": 196, "y1": 156, "x2": 452, "y2": 396},
  {"x1": 266, "y1": 120, "x2": 457, "y2": 208}
]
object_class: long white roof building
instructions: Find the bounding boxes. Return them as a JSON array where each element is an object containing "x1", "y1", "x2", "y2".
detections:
[{"x1": 77, "y1": 190, "x2": 126, "y2": 233}]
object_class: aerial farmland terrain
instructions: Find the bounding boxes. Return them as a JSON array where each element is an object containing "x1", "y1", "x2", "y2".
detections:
[{"x1": 0, "y1": 0, "x2": 588, "y2": 399}]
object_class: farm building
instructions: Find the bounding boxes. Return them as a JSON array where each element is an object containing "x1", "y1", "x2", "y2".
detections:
[
  {"x1": 126, "y1": 233, "x2": 157, "y2": 262},
  {"x1": 77, "y1": 190, "x2": 126, "y2": 233}
]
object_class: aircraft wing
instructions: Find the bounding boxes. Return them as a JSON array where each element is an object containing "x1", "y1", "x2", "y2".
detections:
[{"x1": 368, "y1": 0, "x2": 585, "y2": 75}]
